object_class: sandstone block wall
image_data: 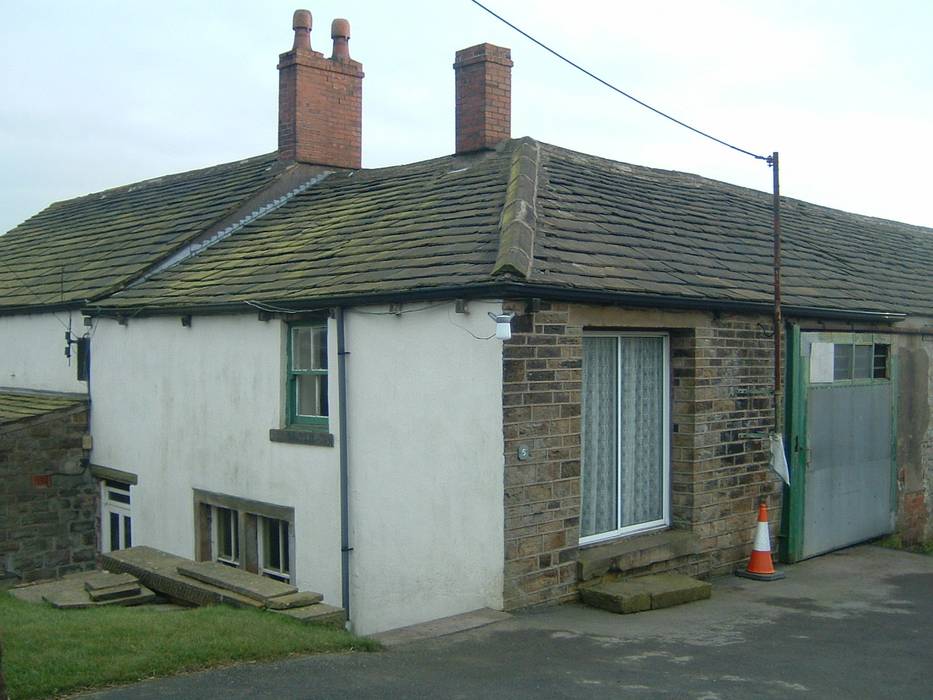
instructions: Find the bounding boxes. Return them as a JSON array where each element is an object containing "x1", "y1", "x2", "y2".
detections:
[
  {"x1": 0, "y1": 406, "x2": 96, "y2": 582},
  {"x1": 501, "y1": 302, "x2": 784, "y2": 609}
]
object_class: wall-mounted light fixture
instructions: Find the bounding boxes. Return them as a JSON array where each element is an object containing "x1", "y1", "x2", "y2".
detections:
[{"x1": 487, "y1": 311, "x2": 515, "y2": 340}]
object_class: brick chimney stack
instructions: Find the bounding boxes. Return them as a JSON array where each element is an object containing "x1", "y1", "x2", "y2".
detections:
[
  {"x1": 277, "y1": 10, "x2": 364, "y2": 168},
  {"x1": 453, "y1": 43, "x2": 513, "y2": 154}
]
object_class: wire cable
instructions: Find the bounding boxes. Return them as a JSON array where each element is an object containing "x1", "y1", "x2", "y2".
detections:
[
  {"x1": 0, "y1": 257, "x2": 72, "y2": 330},
  {"x1": 469, "y1": 0, "x2": 770, "y2": 162}
]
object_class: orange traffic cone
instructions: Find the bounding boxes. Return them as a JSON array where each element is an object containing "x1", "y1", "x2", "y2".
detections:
[{"x1": 735, "y1": 500, "x2": 785, "y2": 581}]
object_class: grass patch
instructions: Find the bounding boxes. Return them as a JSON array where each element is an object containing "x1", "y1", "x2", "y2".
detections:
[
  {"x1": 876, "y1": 534, "x2": 933, "y2": 555},
  {"x1": 0, "y1": 592, "x2": 378, "y2": 700}
]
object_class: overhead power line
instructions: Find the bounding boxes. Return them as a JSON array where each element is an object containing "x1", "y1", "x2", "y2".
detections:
[{"x1": 469, "y1": 0, "x2": 770, "y2": 162}]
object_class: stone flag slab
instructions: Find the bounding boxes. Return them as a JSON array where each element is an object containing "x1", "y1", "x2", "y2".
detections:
[
  {"x1": 264, "y1": 591, "x2": 323, "y2": 610},
  {"x1": 176, "y1": 561, "x2": 297, "y2": 602},
  {"x1": 83, "y1": 571, "x2": 139, "y2": 593},
  {"x1": 88, "y1": 582, "x2": 142, "y2": 602}
]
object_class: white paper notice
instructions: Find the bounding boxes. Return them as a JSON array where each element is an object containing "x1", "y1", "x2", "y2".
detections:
[{"x1": 809, "y1": 342, "x2": 834, "y2": 383}]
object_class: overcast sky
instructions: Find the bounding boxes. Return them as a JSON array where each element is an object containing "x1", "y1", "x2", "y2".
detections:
[{"x1": 2, "y1": 1, "x2": 931, "y2": 236}]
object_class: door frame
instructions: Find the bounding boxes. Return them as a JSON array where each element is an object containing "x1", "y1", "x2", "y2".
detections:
[
  {"x1": 780, "y1": 325, "x2": 898, "y2": 562},
  {"x1": 579, "y1": 331, "x2": 671, "y2": 545}
]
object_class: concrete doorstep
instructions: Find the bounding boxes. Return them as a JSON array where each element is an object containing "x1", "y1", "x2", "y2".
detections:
[{"x1": 579, "y1": 573, "x2": 712, "y2": 614}]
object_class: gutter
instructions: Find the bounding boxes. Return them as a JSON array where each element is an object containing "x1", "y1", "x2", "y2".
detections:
[
  {"x1": 83, "y1": 282, "x2": 910, "y2": 324},
  {"x1": 335, "y1": 307, "x2": 352, "y2": 622}
]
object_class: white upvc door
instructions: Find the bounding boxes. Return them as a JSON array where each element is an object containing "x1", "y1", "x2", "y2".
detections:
[{"x1": 580, "y1": 332, "x2": 670, "y2": 544}]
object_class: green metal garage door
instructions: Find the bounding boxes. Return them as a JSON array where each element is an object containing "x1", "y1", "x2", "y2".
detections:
[{"x1": 783, "y1": 328, "x2": 896, "y2": 561}]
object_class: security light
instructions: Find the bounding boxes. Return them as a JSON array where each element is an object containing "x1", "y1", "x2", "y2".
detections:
[{"x1": 487, "y1": 311, "x2": 515, "y2": 340}]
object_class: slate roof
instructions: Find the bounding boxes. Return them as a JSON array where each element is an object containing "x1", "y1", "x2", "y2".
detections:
[
  {"x1": 0, "y1": 154, "x2": 283, "y2": 312},
  {"x1": 95, "y1": 151, "x2": 512, "y2": 311},
  {"x1": 9, "y1": 138, "x2": 933, "y2": 318},
  {"x1": 0, "y1": 391, "x2": 86, "y2": 426}
]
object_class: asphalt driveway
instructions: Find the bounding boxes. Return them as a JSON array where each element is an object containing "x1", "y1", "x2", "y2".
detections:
[{"x1": 85, "y1": 545, "x2": 933, "y2": 699}]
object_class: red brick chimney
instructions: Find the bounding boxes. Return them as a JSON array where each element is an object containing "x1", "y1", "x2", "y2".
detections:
[
  {"x1": 453, "y1": 43, "x2": 513, "y2": 154},
  {"x1": 278, "y1": 10, "x2": 363, "y2": 168}
]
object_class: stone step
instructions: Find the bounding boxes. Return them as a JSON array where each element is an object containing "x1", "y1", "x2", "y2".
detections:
[
  {"x1": 102, "y1": 546, "x2": 340, "y2": 627},
  {"x1": 103, "y1": 547, "x2": 265, "y2": 609},
  {"x1": 43, "y1": 585, "x2": 157, "y2": 609},
  {"x1": 176, "y1": 560, "x2": 298, "y2": 603},
  {"x1": 269, "y1": 602, "x2": 346, "y2": 627},
  {"x1": 577, "y1": 530, "x2": 702, "y2": 582},
  {"x1": 87, "y1": 582, "x2": 142, "y2": 602},
  {"x1": 265, "y1": 590, "x2": 323, "y2": 610},
  {"x1": 83, "y1": 571, "x2": 138, "y2": 592},
  {"x1": 580, "y1": 573, "x2": 711, "y2": 614}
]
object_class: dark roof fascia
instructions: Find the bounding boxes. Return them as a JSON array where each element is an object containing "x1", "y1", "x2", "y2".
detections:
[
  {"x1": 82, "y1": 281, "x2": 908, "y2": 324},
  {"x1": 499, "y1": 283, "x2": 907, "y2": 323},
  {"x1": 0, "y1": 301, "x2": 86, "y2": 317}
]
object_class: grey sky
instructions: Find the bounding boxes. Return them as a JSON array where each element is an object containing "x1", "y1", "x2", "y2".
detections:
[{"x1": 2, "y1": 0, "x2": 931, "y2": 236}]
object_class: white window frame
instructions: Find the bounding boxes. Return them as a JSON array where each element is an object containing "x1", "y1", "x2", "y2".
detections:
[
  {"x1": 258, "y1": 516, "x2": 292, "y2": 583},
  {"x1": 580, "y1": 331, "x2": 671, "y2": 546},
  {"x1": 100, "y1": 479, "x2": 133, "y2": 552}
]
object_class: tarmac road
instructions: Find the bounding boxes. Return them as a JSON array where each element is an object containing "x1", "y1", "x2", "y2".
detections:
[{"x1": 85, "y1": 545, "x2": 933, "y2": 699}]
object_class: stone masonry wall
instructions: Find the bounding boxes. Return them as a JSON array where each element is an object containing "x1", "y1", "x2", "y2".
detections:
[
  {"x1": 502, "y1": 302, "x2": 783, "y2": 610},
  {"x1": 681, "y1": 314, "x2": 782, "y2": 573},
  {"x1": 0, "y1": 406, "x2": 97, "y2": 582},
  {"x1": 501, "y1": 301, "x2": 582, "y2": 610}
]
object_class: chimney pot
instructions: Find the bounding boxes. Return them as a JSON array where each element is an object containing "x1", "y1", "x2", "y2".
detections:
[
  {"x1": 292, "y1": 9, "x2": 312, "y2": 51},
  {"x1": 278, "y1": 10, "x2": 364, "y2": 168},
  {"x1": 331, "y1": 18, "x2": 351, "y2": 61}
]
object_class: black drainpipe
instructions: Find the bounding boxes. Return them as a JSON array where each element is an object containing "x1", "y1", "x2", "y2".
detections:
[{"x1": 336, "y1": 307, "x2": 352, "y2": 622}]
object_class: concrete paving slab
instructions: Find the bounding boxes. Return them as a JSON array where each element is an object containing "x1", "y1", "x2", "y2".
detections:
[
  {"x1": 372, "y1": 608, "x2": 513, "y2": 647},
  {"x1": 176, "y1": 561, "x2": 297, "y2": 602}
]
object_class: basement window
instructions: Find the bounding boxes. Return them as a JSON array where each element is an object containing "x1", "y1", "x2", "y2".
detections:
[
  {"x1": 195, "y1": 490, "x2": 295, "y2": 583},
  {"x1": 213, "y1": 506, "x2": 240, "y2": 568},
  {"x1": 259, "y1": 517, "x2": 291, "y2": 582}
]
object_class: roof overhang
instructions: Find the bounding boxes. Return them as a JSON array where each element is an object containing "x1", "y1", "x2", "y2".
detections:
[{"x1": 82, "y1": 282, "x2": 910, "y2": 325}]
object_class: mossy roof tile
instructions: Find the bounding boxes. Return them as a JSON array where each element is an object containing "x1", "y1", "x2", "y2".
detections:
[
  {"x1": 6, "y1": 138, "x2": 932, "y2": 317},
  {"x1": 0, "y1": 154, "x2": 281, "y2": 310}
]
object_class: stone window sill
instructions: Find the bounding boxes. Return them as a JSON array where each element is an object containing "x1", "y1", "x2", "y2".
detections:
[{"x1": 268, "y1": 428, "x2": 335, "y2": 448}]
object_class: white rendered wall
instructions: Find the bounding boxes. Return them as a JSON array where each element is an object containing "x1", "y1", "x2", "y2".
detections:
[
  {"x1": 89, "y1": 314, "x2": 343, "y2": 605},
  {"x1": 90, "y1": 302, "x2": 505, "y2": 635},
  {"x1": 0, "y1": 312, "x2": 87, "y2": 393},
  {"x1": 345, "y1": 302, "x2": 505, "y2": 635}
]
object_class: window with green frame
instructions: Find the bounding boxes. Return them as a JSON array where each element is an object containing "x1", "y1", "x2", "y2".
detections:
[{"x1": 287, "y1": 321, "x2": 328, "y2": 428}]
